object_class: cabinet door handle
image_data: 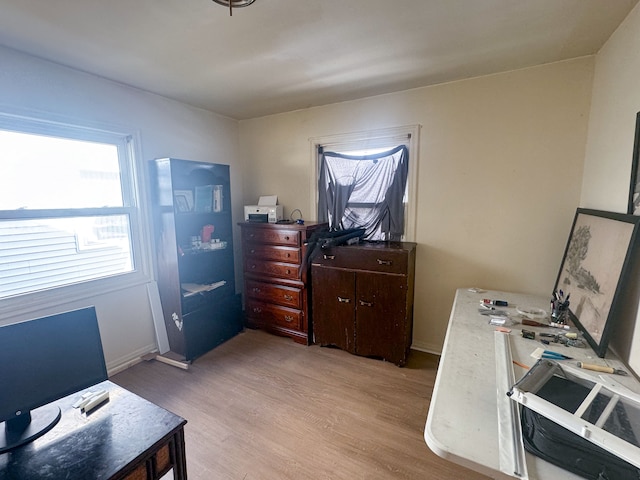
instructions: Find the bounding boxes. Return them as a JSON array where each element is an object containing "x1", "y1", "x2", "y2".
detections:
[
  {"x1": 284, "y1": 315, "x2": 294, "y2": 322},
  {"x1": 337, "y1": 296, "x2": 351, "y2": 303},
  {"x1": 323, "y1": 254, "x2": 335, "y2": 260},
  {"x1": 252, "y1": 307, "x2": 262, "y2": 313},
  {"x1": 359, "y1": 300, "x2": 373, "y2": 307},
  {"x1": 377, "y1": 259, "x2": 392, "y2": 266},
  {"x1": 283, "y1": 294, "x2": 294, "y2": 301}
]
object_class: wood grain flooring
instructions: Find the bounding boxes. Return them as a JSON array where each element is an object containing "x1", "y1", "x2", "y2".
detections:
[{"x1": 111, "y1": 329, "x2": 490, "y2": 480}]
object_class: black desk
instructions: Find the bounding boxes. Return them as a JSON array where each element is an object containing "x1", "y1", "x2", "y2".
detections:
[{"x1": 0, "y1": 380, "x2": 187, "y2": 480}]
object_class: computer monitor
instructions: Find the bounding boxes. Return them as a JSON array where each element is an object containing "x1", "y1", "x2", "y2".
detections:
[{"x1": 0, "y1": 306, "x2": 108, "y2": 453}]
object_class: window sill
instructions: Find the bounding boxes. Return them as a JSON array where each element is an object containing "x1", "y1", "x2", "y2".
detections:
[{"x1": 0, "y1": 270, "x2": 152, "y2": 322}]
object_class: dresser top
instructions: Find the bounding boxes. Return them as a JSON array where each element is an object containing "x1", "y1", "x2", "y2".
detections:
[
  {"x1": 238, "y1": 221, "x2": 327, "y2": 231},
  {"x1": 324, "y1": 240, "x2": 417, "y2": 251}
]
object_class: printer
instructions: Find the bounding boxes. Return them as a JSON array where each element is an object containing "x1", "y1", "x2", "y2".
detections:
[{"x1": 244, "y1": 195, "x2": 283, "y2": 223}]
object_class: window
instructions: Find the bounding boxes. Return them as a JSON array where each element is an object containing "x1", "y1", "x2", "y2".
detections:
[
  {"x1": 311, "y1": 125, "x2": 419, "y2": 242},
  {"x1": 0, "y1": 115, "x2": 144, "y2": 301}
]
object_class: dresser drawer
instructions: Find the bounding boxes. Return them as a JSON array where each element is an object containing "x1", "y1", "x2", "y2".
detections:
[
  {"x1": 246, "y1": 299, "x2": 302, "y2": 329},
  {"x1": 244, "y1": 228, "x2": 300, "y2": 246},
  {"x1": 245, "y1": 279, "x2": 302, "y2": 309},
  {"x1": 314, "y1": 246, "x2": 408, "y2": 274},
  {"x1": 245, "y1": 244, "x2": 301, "y2": 264},
  {"x1": 245, "y1": 260, "x2": 300, "y2": 280}
]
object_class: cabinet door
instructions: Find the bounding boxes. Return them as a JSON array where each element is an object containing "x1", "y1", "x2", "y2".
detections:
[
  {"x1": 183, "y1": 294, "x2": 242, "y2": 361},
  {"x1": 355, "y1": 272, "x2": 407, "y2": 364},
  {"x1": 312, "y1": 266, "x2": 355, "y2": 352}
]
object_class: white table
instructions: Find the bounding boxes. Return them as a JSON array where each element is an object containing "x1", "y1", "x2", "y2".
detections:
[{"x1": 424, "y1": 288, "x2": 639, "y2": 479}]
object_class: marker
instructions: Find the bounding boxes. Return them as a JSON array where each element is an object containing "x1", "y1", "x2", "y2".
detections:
[
  {"x1": 522, "y1": 319, "x2": 547, "y2": 327},
  {"x1": 549, "y1": 322, "x2": 570, "y2": 330},
  {"x1": 482, "y1": 299, "x2": 508, "y2": 307}
]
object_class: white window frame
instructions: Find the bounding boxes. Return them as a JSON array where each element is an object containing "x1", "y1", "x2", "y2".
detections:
[
  {"x1": 309, "y1": 124, "x2": 420, "y2": 242},
  {"x1": 0, "y1": 111, "x2": 152, "y2": 318}
]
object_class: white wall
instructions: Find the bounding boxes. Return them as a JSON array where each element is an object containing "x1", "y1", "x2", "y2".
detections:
[
  {"x1": 239, "y1": 58, "x2": 594, "y2": 353},
  {"x1": 0, "y1": 46, "x2": 243, "y2": 374},
  {"x1": 581, "y1": 3, "x2": 640, "y2": 374}
]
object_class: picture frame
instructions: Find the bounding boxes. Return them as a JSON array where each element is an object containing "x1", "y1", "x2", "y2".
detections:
[
  {"x1": 628, "y1": 111, "x2": 640, "y2": 215},
  {"x1": 554, "y1": 208, "x2": 640, "y2": 357},
  {"x1": 174, "y1": 194, "x2": 190, "y2": 212},
  {"x1": 174, "y1": 189, "x2": 193, "y2": 212}
]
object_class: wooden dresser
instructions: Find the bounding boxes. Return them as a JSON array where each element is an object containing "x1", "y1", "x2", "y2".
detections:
[
  {"x1": 311, "y1": 242, "x2": 416, "y2": 366},
  {"x1": 238, "y1": 221, "x2": 327, "y2": 344}
]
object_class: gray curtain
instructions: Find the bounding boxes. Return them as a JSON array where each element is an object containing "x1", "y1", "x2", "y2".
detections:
[{"x1": 318, "y1": 145, "x2": 408, "y2": 241}]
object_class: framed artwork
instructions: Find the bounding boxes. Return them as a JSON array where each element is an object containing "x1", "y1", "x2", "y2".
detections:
[
  {"x1": 174, "y1": 190, "x2": 193, "y2": 212},
  {"x1": 174, "y1": 194, "x2": 190, "y2": 212},
  {"x1": 554, "y1": 208, "x2": 640, "y2": 357},
  {"x1": 628, "y1": 111, "x2": 640, "y2": 215}
]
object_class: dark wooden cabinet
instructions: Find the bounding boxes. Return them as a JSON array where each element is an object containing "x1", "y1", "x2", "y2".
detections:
[
  {"x1": 150, "y1": 158, "x2": 242, "y2": 361},
  {"x1": 238, "y1": 221, "x2": 327, "y2": 344},
  {"x1": 311, "y1": 242, "x2": 416, "y2": 366}
]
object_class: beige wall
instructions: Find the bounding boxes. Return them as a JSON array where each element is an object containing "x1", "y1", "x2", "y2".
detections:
[
  {"x1": 581, "y1": 3, "x2": 640, "y2": 373},
  {"x1": 239, "y1": 59, "x2": 594, "y2": 353},
  {"x1": 6, "y1": 11, "x2": 634, "y2": 369},
  {"x1": 4, "y1": 6, "x2": 638, "y2": 370}
]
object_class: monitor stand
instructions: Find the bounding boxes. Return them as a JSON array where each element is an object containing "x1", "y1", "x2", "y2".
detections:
[{"x1": 0, "y1": 404, "x2": 61, "y2": 454}]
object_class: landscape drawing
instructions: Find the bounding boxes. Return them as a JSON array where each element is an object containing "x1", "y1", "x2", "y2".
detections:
[{"x1": 558, "y1": 214, "x2": 634, "y2": 345}]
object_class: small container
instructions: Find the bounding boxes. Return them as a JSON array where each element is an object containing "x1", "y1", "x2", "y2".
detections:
[
  {"x1": 190, "y1": 236, "x2": 201, "y2": 249},
  {"x1": 213, "y1": 185, "x2": 223, "y2": 212},
  {"x1": 551, "y1": 306, "x2": 568, "y2": 324},
  {"x1": 201, "y1": 224, "x2": 215, "y2": 243}
]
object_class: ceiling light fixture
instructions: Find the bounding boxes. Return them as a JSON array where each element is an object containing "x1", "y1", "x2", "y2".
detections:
[{"x1": 212, "y1": 0, "x2": 256, "y2": 16}]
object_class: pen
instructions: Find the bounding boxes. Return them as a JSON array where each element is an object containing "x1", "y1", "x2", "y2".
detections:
[{"x1": 513, "y1": 360, "x2": 530, "y2": 370}]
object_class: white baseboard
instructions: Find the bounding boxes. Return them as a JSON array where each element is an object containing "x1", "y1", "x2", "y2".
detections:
[
  {"x1": 410, "y1": 340, "x2": 442, "y2": 356},
  {"x1": 106, "y1": 343, "x2": 157, "y2": 377}
]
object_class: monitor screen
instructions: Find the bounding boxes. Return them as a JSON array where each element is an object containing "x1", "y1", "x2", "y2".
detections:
[{"x1": 0, "y1": 306, "x2": 108, "y2": 452}]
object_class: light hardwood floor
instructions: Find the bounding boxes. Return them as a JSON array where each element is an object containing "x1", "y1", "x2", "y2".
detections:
[{"x1": 112, "y1": 329, "x2": 490, "y2": 480}]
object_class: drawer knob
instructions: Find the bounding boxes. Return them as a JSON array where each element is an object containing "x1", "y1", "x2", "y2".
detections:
[
  {"x1": 285, "y1": 269, "x2": 291, "y2": 274},
  {"x1": 286, "y1": 253, "x2": 291, "y2": 258},
  {"x1": 284, "y1": 236, "x2": 290, "y2": 240},
  {"x1": 253, "y1": 307, "x2": 262, "y2": 313},
  {"x1": 359, "y1": 300, "x2": 373, "y2": 307},
  {"x1": 250, "y1": 264, "x2": 256, "y2": 269},
  {"x1": 252, "y1": 287, "x2": 261, "y2": 293},
  {"x1": 337, "y1": 296, "x2": 351, "y2": 303},
  {"x1": 283, "y1": 294, "x2": 293, "y2": 301},
  {"x1": 249, "y1": 249, "x2": 255, "y2": 254},
  {"x1": 284, "y1": 315, "x2": 294, "y2": 322},
  {"x1": 323, "y1": 254, "x2": 335, "y2": 260},
  {"x1": 377, "y1": 259, "x2": 392, "y2": 266}
]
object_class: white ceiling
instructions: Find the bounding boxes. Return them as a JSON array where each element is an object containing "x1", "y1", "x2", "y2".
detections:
[{"x1": 0, "y1": 0, "x2": 637, "y2": 120}]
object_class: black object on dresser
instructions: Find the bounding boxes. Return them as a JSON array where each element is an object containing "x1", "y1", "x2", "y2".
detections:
[
  {"x1": 311, "y1": 242, "x2": 417, "y2": 366},
  {"x1": 238, "y1": 221, "x2": 328, "y2": 344},
  {"x1": 150, "y1": 158, "x2": 242, "y2": 361}
]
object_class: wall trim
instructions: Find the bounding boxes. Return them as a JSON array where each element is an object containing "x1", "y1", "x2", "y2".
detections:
[{"x1": 411, "y1": 340, "x2": 442, "y2": 356}]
